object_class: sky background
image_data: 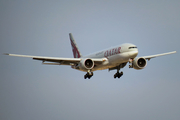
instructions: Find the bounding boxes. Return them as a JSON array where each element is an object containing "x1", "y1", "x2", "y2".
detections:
[{"x1": 0, "y1": 0, "x2": 180, "y2": 120}]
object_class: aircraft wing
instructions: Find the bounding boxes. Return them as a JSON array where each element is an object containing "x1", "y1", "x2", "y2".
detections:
[
  {"x1": 4, "y1": 53, "x2": 106, "y2": 65},
  {"x1": 142, "y1": 51, "x2": 176, "y2": 60}
]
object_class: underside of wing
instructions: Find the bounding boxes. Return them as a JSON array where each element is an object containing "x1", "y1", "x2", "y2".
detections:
[{"x1": 4, "y1": 53, "x2": 82, "y2": 65}]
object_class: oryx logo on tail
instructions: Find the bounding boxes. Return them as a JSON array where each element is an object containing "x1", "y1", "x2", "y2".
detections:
[{"x1": 69, "y1": 33, "x2": 82, "y2": 58}]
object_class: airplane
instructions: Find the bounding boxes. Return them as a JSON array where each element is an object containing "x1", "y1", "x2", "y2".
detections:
[{"x1": 4, "y1": 33, "x2": 176, "y2": 79}]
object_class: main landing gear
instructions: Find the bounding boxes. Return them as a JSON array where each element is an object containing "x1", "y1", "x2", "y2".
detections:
[
  {"x1": 84, "y1": 72, "x2": 93, "y2": 79},
  {"x1": 114, "y1": 71, "x2": 123, "y2": 78},
  {"x1": 114, "y1": 65, "x2": 123, "y2": 79}
]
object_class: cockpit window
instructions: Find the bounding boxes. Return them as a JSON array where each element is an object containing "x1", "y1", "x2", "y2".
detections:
[{"x1": 129, "y1": 46, "x2": 137, "y2": 49}]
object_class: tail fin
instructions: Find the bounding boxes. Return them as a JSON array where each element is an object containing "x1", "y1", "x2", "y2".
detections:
[{"x1": 69, "y1": 33, "x2": 82, "y2": 58}]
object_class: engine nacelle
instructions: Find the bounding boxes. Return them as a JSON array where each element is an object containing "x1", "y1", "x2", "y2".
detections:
[
  {"x1": 132, "y1": 57, "x2": 147, "y2": 70},
  {"x1": 79, "y1": 58, "x2": 94, "y2": 70}
]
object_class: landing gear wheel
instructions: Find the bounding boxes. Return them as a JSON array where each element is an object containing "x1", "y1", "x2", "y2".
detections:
[
  {"x1": 84, "y1": 74, "x2": 87, "y2": 79},
  {"x1": 114, "y1": 72, "x2": 123, "y2": 79},
  {"x1": 114, "y1": 73, "x2": 118, "y2": 78},
  {"x1": 84, "y1": 72, "x2": 93, "y2": 79},
  {"x1": 118, "y1": 72, "x2": 123, "y2": 78}
]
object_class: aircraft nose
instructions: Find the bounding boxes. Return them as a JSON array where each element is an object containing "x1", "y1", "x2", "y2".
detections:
[
  {"x1": 134, "y1": 49, "x2": 138, "y2": 56},
  {"x1": 129, "y1": 50, "x2": 138, "y2": 58}
]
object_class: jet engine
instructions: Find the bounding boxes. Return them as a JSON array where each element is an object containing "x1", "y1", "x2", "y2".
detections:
[
  {"x1": 132, "y1": 57, "x2": 147, "y2": 70},
  {"x1": 79, "y1": 58, "x2": 94, "y2": 71}
]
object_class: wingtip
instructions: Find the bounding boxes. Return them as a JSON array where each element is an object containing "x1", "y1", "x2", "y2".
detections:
[{"x1": 172, "y1": 51, "x2": 177, "y2": 54}]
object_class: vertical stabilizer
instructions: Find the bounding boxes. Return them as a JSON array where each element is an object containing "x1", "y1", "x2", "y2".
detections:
[{"x1": 69, "y1": 33, "x2": 82, "y2": 58}]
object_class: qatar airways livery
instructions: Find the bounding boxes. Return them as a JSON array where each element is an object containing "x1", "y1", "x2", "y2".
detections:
[{"x1": 5, "y1": 33, "x2": 176, "y2": 79}]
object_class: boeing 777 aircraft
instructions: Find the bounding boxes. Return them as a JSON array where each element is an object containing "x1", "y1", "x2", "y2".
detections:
[{"x1": 5, "y1": 33, "x2": 176, "y2": 79}]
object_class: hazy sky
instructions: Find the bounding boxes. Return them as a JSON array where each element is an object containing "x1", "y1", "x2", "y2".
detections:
[{"x1": 0, "y1": 0, "x2": 180, "y2": 120}]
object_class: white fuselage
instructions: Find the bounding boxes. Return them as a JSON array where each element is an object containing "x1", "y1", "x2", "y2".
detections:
[{"x1": 80, "y1": 43, "x2": 138, "y2": 71}]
